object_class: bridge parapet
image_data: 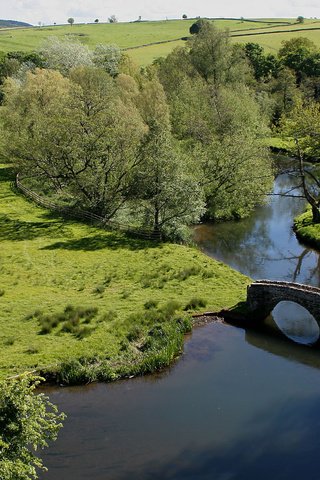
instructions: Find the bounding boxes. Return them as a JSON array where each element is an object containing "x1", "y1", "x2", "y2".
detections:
[{"x1": 247, "y1": 280, "x2": 320, "y2": 323}]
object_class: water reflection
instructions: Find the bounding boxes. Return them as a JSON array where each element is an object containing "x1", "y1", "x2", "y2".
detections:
[
  {"x1": 40, "y1": 322, "x2": 320, "y2": 480},
  {"x1": 265, "y1": 301, "x2": 320, "y2": 345},
  {"x1": 193, "y1": 166, "x2": 320, "y2": 286}
]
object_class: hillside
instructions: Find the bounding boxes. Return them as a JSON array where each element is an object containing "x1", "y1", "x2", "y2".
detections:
[
  {"x1": 0, "y1": 17, "x2": 319, "y2": 65},
  {"x1": 0, "y1": 19, "x2": 32, "y2": 28}
]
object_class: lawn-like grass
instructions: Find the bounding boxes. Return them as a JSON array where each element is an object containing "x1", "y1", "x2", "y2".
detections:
[
  {"x1": 294, "y1": 209, "x2": 320, "y2": 250},
  {"x1": 231, "y1": 22, "x2": 320, "y2": 52},
  {"x1": 0, "y1": 18, "x2": 305, "y2": 64},
  {"x1": 0, "y1": 164, "x2": 250, "y2": 382}
]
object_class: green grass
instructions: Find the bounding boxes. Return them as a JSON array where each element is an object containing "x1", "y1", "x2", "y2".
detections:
[
  {"x1": 294, "y1": 209, "x2": 320, "y2": 250},
  {"x1": 0, "y1": 18, "x2": 308, "y2": 65},
  {"x1": 231, "y1": 21, "x2": 320, "y2": 52},
  {"x1": 0, "y1": 163, "x2": 250, "y2": 383}
]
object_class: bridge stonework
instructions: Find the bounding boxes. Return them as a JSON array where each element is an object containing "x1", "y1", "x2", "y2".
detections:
[{"x1": 246, "y1": 280, "x2": 320, "y2": 323}]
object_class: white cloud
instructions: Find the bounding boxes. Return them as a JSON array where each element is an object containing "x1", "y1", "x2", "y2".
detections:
[{"x1": 1, "y1": 0, "x2": 320, "y2": 25}]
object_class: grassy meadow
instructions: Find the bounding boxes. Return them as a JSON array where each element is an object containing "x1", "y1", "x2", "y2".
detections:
[
  {"x1": 1, "y1": 17, "x2": 318, "y2": 65},
  {"x1": 0, "y1": 163, "x2": 250, "y2": 382}
]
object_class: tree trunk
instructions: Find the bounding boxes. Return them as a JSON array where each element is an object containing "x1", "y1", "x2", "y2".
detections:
[{"x1": 312, "y1": 205, "x2": 320, "y2": 223}]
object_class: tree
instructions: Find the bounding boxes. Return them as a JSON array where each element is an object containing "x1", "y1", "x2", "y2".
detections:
[
  {"x1": 297, "y1": 15, "x2": 304, "y2": 23},
  {"x1": 281, "y1": 101, "x2": 320, "y2": 222},
  {"x1": 1, "y1": 67, "x2": 146, "y2": 220},
  {"x1": 244, "y1": 42, "x2": 279, "y2": 80},
  {"x1": 94, "y1": 18, "x2": 99, "y2": 23},
  {"x1": 67, "y1": 17, "x2": 74, "y2": 26},
  {"x1": 39, "y1": 36, "x2": 93, "y2": 75},
  {"x1": 189, "y1": 18, "x2": 207, "y2": 35},
  {"x1": 182, "y1": 14, "x2": 188, "y2": 19},
  {"x1": 0, "y1": 375, "x2": 64, "y2": 480},
  {"x1": 189, "y1": 21, "x2": 250, "y2": 85},
  {"x1": 133, "y1": 78, "x2": 205, "y2": 238},
  {"x1": 108, "y1": 15, "x2": 118, "y2": 23},
  {"x1": 195, "y1": 86, "x2": 273, "y2": 219},
  {"x1": 278, "y1": 37, "x2": 317, "y2": 84},
  {"x1": 93, "y1": 44, "x2": 122, "y2": 76}
]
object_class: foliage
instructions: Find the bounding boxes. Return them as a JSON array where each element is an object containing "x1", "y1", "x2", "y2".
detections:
[
  {"x1": 108, "y1": 15, "x2": 118, "y2": 24},
  {"x1": 39, "y1": 36, "x2": 93, "y2": 75},
  {"x1": 67, "y1": 17, "x2": 75, "y2": 26},
  {"x1": 0, "y1": 375, "x2": 65, "y2": 480},
  {"x1": 244, "y1": 43, "x2": 279, "y2": 80},
  {"x1": 156, "y1": 28, "x2": 273, "y2": 221},
  {"x1": 93, "y1": 43, "x2": 122, "y2": 76},
  {"x1": 189, "y1": 19, "x2": 208, "y2": 35},
  {"x1": 278, "y1": 37, "x2": 317, "y2": 83},
  {"x1": 280, "y1": 102, "x2": 320, "y2": 222},
  {"x1": 1, "y1": 67, "x2": 146, "y2": 220}
]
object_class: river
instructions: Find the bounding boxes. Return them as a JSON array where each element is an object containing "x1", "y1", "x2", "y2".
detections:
[{"x1": 40, "y1": 160, "x2": 320, "y2": 480}]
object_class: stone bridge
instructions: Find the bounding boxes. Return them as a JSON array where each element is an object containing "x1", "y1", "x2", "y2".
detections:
[{"x1": 246, "y1": 280, "x2": 320, "y2": 323}]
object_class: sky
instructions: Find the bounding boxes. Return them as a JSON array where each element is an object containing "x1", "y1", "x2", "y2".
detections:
[{"x1": 1, "y1": 0, "x2": 320, "y2": 26}]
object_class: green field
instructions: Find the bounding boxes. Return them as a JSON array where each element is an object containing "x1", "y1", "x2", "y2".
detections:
[
  {"x1": 1, "y1": 17, "x2": 316, "y2": 65},
  {"x1": 0, "y1": 163, "x2": 249, "y2": 381}
]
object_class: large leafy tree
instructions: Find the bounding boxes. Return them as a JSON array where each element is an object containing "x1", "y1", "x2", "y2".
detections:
[
  {"x1": 39, "y1": 37, "x2": 93, "y2": 75},
  {"x1": 2, "y1": 67, "x2": 146, "y2": 219},
  {"x1": 281, "y1": 101, "x2": 320, "y2": 223},
  {"x1": 133, "y1": 78, "x2": 205, "y2": 237},
  {"x1": 0, "y1": 375, "x2": 64, "y2": 480},
  {"x1": 156, "y1": 32, "x2": 273, "y2": 221},
  {"x1": 278, "y1": 37, "x2": 317, "y2": 85}
]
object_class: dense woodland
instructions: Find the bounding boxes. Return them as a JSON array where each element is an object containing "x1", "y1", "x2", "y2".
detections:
[{"x1": 1, "y1": 20, "x2": 320, "y2": 237}]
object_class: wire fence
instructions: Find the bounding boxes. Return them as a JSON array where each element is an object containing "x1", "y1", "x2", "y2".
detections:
[{"x1": 15, "y1": 174, "x2": 162, "y2": 241}]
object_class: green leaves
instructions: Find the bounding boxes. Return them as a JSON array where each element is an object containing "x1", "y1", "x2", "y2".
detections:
[{"x1": 0, "y1": 375, "x2": 65, "y2": 480}]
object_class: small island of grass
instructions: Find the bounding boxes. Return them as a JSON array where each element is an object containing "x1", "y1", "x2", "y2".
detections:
[{"x1": 294, "y1": 209, "x2": 320, "y2": 250}]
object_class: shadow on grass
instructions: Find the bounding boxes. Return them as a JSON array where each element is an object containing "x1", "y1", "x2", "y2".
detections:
[
  {"x1": 0, "y1": 214, "x2": 67, "y2": 241},
  {"x1": 41, "y1": 233, "x2": 160, "y2": 251},
  {"x1": 0, "y1": 166, "x2": 15, "y2": 183}
]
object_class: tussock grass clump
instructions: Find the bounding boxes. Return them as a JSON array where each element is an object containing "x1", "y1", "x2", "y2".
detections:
[
  {"x1": 31, "y1": 305, "x2": 99, "y2": 338},
  {"x1": 92, "y1": 284, "x2": 105, "y2": 295},
  {"x1": 0, "y1": 290, "x2": 5, "y2": 297},
  {"x1": 25, "y1": 345, "x2": 39, "y2": 354},
  {"x1": 184, "y1": 297, "x2": 207, "y2": 311},
  {"x1": 174, "y1": 266, "x2": 201, "y2": 281},
  {"x1": 144, "y1": 299, "x2": 159, "y2": 310}
]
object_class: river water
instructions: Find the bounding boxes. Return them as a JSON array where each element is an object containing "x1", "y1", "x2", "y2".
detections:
[{"x1": 40, "y1": 161, "x2": 320, "y2": 480}]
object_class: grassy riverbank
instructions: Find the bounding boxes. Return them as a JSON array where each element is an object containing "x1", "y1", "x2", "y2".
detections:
[
  {"x1": 294, "y1": 210, "x2": 320, "y2": 250},
  {"x1": 0, "y1": 164, "x2": 250, "y2": 384}
]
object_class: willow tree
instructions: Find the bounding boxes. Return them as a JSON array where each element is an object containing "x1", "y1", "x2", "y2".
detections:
[
  {"x1": 1, "y1": 67, "x2": 146, "y2": 219},
  {"x1": 156, "y1": 31, "x2": 273, "y2": 221},
  {"x1": 132, "y1": 78, "x2": 205, "y2": 238}
]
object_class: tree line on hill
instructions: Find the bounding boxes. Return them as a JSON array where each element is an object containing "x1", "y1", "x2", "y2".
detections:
[{"x1": 1, "y1": 19, "x2": 320, "y2": 234}]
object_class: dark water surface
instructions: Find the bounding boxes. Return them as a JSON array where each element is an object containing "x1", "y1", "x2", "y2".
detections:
[
  {"x1": 41, "y1": 163, "x2": 320, "y2": 479},
  {"x1": 41, "y1": 322, "x2": 320, "y2": 480}
]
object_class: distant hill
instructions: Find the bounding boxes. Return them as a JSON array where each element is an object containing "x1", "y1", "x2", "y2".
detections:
[{"x1": 0, "y1": 19, "x2": 32, "y2": 28}]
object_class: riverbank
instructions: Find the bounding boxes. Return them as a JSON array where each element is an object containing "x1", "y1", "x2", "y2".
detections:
[
  {"x1": 0, "y1": 163, "x2": 250, "y2": 384},
  {"x1": 294, "y1": 210, "x2": 320, "y2": 250}
]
